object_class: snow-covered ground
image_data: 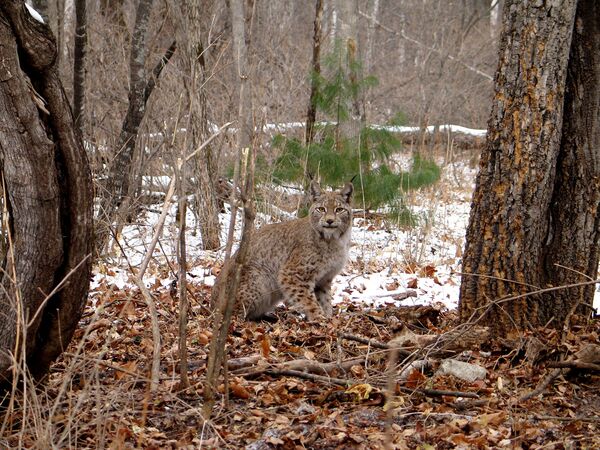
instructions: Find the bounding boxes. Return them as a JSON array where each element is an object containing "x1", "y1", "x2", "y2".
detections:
[{"x1": 91, "y1": 157, "x2": 600, "y2": 315}]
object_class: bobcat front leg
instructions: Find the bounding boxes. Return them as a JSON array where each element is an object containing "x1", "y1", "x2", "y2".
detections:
[
  {"x1": 279, "y1": 265, "x2": 324, "y2": 321},
  {"x1": 315, "y1": 278, "x2": 333, "y2": 318}
]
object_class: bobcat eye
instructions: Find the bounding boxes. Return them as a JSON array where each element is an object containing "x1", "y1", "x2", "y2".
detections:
[
  {"x1": 315, "y1": 207, "x2": 326, "y2": 213},
  {"x1": 335, "y1": 207, "x2": 346, "y2": 214}
]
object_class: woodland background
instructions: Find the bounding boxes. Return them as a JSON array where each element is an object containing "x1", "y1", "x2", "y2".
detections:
[{"x1": 0, "y1": 0, "x2": 597, "y2": 448}]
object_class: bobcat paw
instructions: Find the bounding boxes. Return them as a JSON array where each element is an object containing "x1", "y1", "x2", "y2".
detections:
[
  {"x1": 305, "y1": 311, "x2": 326, "y2": 322},
  {"x1": 321, "y1": 302, "x2": 333, "y2": 318}
]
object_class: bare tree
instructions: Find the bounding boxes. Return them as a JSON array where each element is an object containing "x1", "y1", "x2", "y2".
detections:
[
  {"x1": 96, "y1": 0, "x2": 176, "y2": 252},
  {"x1": 0, "y1": 0, "x2": 93, "y2": 383},
  {"x1": 176, "y1": 1, "x2": 222, "y2": 251},
  {"x1": 204, "y1": 0, "x2": 256, "y2": 417},
  {"x1": 459, "y1": 0, "x2": 599, "y2": 336},
  {"x1": 305, "y1": 0, "x2": 323, "y2": 146}
]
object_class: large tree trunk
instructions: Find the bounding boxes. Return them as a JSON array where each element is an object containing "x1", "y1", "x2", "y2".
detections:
[
  {"x1": 540, "y1": 0, "x2": 600, "y2": 323},
  {"x1": 458, "y1": 0, "x2": 576, "y2": 334},
  {"x1": 0, "y1": 0, "x2": 93, "y2": 382}
]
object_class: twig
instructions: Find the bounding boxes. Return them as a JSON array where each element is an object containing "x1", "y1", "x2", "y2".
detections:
[
  {"x1": 176, "y1": 159, "x2": 190, "y2": 389},
  {"x1": 63, "y1": 352, "x2": 153, "y2": 382},
  {"x1": 237, "y1": 356, "x2": 367, "y2": 377},
  {"x1": 111, "y1": 233, "x2": 162, "y2": 392},
  {"x1": 518, "y1": 368, "x2": 564, "y2": 403},
  {"x1": 547, "y1": 361, "x2": 600, "y2": 371},
  {"x1": 266, "y1": 369, "x2": 352, "y2": 386},
  {"x1": 266, "y1": 368, "x2": 480, "y2": 399},
  {"x1": 397, "y1": 386, "x2": 479, "y2": 399},
  {"x1": 533, "y1": 415, "x2": 600, "y2": 423},
  {"x1": 339, "y1": 332, "x2": 413, "y2": 357},
  {"x1": 133, "y1": 277, "x2": 161, "y2": 392}
]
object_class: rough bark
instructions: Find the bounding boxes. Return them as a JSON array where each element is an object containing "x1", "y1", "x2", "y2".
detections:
[
  {"x1": 305, "y1": 0, "x2": 323, "y2": 146},
  {"x1": 333, "y1": 0, "x2": 361, "y2": 144},
  {"x1": 0, "y1": 0, "x2": 93, "y2": 382},
  {"x1": 73, "y1": 0, "x2": 86, "y2": 130},
  {"x1": 540, "y1": 0, "x2": 600, "y2": 322},
  {"x1": 459, "y1": 0, "x2": 578, "y2": 335}
]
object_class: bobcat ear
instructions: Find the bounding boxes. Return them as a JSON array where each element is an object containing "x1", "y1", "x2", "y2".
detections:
[
  {"x1": 340, "y1": 182, "x2": 354, "y2": 203},
  {"x1": 309, "y1": 179, "x2": 322, "y2": 201}
]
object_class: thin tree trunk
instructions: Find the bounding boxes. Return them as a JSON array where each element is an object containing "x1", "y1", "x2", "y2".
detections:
[
  {"x1": 363, "y1": 0, "x2": 379, "y2": 124},
  {"x1": 204, "y1": 0, "x2": 254, "y2": 417},
  {"x1": 541, "y1": 0, "x2": 600, "y2": 322},
  {"x1": 73, "y1": 0, "x2": 86, "y2": 130},
  {"x1": 306, "y1": 0, "x2": 323, "y2": 146},
  {"x1": 458, "y1": 0, "x2": 578, "y2": 335},
  {"x1": 178, "y1": 2, "x2": 221, "y2": 251},
  {"x1": 176, "y1": 161, "x2": 190, "y2": 389},
  {"x1": 334, "y1": 0, "x2": 361, "y2": 144}
]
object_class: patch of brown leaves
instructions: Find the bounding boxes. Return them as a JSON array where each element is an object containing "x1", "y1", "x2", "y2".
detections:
[{"x1": 3, "y1": 273, "x2": 599, "y2": 449}]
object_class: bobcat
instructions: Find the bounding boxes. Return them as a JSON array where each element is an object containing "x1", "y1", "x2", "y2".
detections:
[{"x1": 212, "y1": 181, "x2": 353, "y2": 321}]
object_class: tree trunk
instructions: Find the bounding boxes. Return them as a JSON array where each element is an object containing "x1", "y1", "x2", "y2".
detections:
[
  {"x1": 458, "y1": 0, "x2": 592, "y2": 336},
  {"x1": 73, "y1": 0, "x2": 86, "y2": 130},
  {"x1": 178, "y1": 2, "x2": 221, "y2": 251},
  {"x1": 0, "y1": 0, "x2": 93, "y2": 382},
  {"x1": 333, "y1": 0, "x2": 361, "y2": 144},
  {"x1": 96, "y1": 0, "x2": 175, "y2": 253},
  {"x1": 540, "y1": 0, "x2": 600, "y2": 322},
  {"x1": 305, "y1": 0, "x2": 323, "y2": 146},
  {"x1": 204, "y1": 0, "x2": 255, "y2": 416}
]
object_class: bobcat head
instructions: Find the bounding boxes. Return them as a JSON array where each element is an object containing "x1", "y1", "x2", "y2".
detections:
[{"x1": 309, "y1": 180, "x2": 354, "y2": 240}]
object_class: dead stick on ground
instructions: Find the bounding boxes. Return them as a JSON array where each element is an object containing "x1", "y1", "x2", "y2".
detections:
[
  {"x1": 266, "y1": 369, "x2": 480, "y2": 399},
  {"x1": 133, "y1": 277, "x2": 161, "y2": 392},
  {"x1": 339, "y1": 333, "x2": 412, "y2": 357},
  {"x1": 547, "y1": 361, "x2": 600, "y2": 371},
  {"x1": 397, "y1": 386, "x2": 479, "y2": 399},
  {"x1": 533, "y1": 415, "x2": 600, "y2": 423},
  {"x1": 237, "y1": 356, "x2": 367, "y2": 377},
  {"x1": 266, "y1": 369, "x2": 351, "y2": 386},
  {"x1": 518, "y1": 368, "x2": 564, "y2": 403}
]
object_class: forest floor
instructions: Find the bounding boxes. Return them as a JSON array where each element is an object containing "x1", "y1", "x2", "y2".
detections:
[{"x1": 3, "y1": 150, "x2": 599, "y2": 449}]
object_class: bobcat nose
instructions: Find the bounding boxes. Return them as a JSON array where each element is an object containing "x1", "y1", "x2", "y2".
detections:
[{"x1": 326, "y1": 218, "x2": 334, "y2": 225}]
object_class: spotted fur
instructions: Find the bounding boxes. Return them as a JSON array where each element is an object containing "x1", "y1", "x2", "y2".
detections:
[{"x1": 212, "y1": 181, "x2": 353, "y2": 321}]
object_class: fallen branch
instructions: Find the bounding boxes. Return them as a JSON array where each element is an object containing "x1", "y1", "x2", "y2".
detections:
[
  {"x1": 397, "y1": 386, "x2": 479, "y2": 399},
  {"x1": 519, "y1": 343, "x2": 600, "y2": 402},
  {"x1": 533, "y1": 415, "x2": 600, "y2": 423},
  {"x1": 547, "y1": 361, "x2": 600, "y2": 371},
  {"x1": 266, "y1": 369, "x2": 351, "y2": 386},
  {"x1": 266, "y1": 368, "x2": 480, "y2": 399},
  {"x1": 238, "y1": 356, "x2": 367, "y2": 377},
  {"x1": 339, "y1": 333, "x2": 412, "y2": 356}
]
